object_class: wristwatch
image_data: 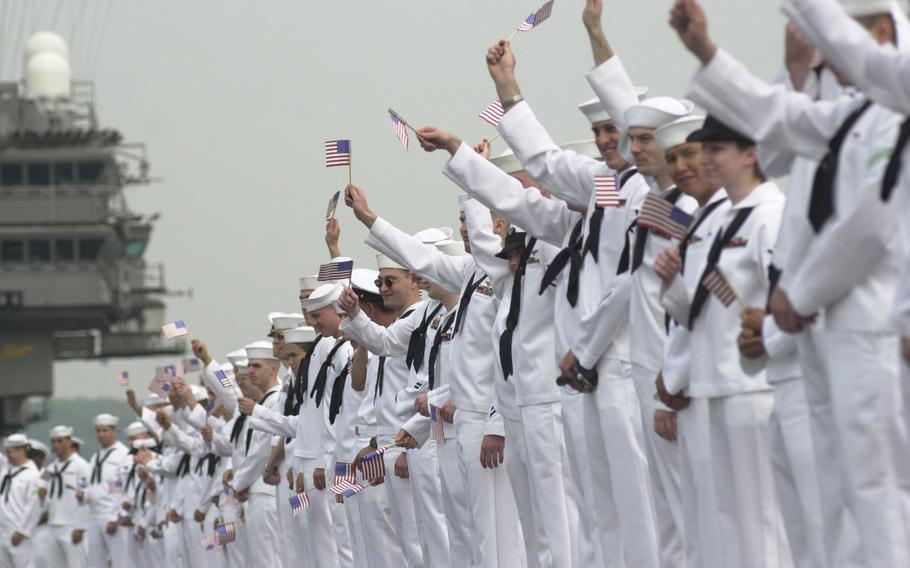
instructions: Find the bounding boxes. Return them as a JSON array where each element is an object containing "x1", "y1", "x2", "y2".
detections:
[{"x1": 500, "y1": 94, "x2": 524, "y2": 110}]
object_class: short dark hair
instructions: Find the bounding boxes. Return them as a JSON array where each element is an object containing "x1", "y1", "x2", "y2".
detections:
[{"x1": 355, "y1": 289, "x2": 395, "y2": 315}]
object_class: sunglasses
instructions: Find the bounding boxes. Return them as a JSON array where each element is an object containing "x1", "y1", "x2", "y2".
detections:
[{"x1": 374, "y1": 277, "x2": 400, "y2": 289}]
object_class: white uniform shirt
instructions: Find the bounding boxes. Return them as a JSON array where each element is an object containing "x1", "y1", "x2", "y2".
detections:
[
  {"x1": 318, "y1": 339, "x2": 355, "y2": 465},
  {"x1": 366, "y1": 198, "x2": 502, "y2": 416},
  {"x1": 293, "y1": 336, "x2": 335, "y2": 463},
  {"x1": 85, "y1": 440, "x2": 130, "y2": 523},
  {"x1": 46, "y1": 453, "x2": 90, "y2": 529},
  {"x1": 686, "y1": 183, "x2": 785, "y2": 397},
  {"x1": 233, "y1": 383, "x2": 282, "y2": 494},
  {"x1": 498, "y1": 100, "x2": 650, "y2": 367},
  {"x1": 0, "y1": 460, "x2": 41, "y2": 537}
]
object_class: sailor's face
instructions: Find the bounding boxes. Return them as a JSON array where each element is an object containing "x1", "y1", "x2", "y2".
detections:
[
  {"x1": 629, "y1": 127, "x2": 667, "y2": 177},
  {"x1": 51, "y1": 437, "x2": 69, "y2": 458},
  {"x1": 272, "y1": 334, "x2": 287, "y2": 360},
  {"x1": 95, "y1": 425, "x2": 117, "y2": 447},
  {"x1": 377, "y1": 268, "x2": 411, "y2": 311},
  {"x1": 459, "y1": 213, "x2": 471, "y2": 253},
  {"x1": 666, "y1": 142, "x2": 709, "y2": 196},
  {"x1": 310, "y1": 305, "x2": 341, "y2": 336},
  {"x1": 592, "y1": 120, "x2": 625, "y2": 168},
  {"x1": 284, "y1": 343, "x2": 306, "y2": 374},
  {"x1": 700, "y1": 141, "x2": 753, "y2": 186}
]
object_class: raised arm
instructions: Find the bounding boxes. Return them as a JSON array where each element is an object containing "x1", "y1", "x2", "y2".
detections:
[
  {"x1": 783, "y1": 0, "x2": 910, "y2": 114},
  {"x1": 347, "y1": 184, "x2": 467, "y2": 292},
  {"x1": 339, "y1": 302, "x2": 420, "y2": 358},
  {"x1": 462, "y1": 196, "x2": 511, "y2": 294}
]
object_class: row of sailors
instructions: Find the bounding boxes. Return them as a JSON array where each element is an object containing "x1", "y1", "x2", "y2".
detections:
[{"x1": 15, "y1": 0, "x2": 910, "y2": 566}]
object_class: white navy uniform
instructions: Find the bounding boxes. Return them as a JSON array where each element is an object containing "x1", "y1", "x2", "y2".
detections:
[
  {"x1": 45, "y1": 454, "x2": 91, "y2": 568},
  {"x1": 366, "y1": 197, "x2": 525, "y2": 568},
  {"x1": 0, "y1": 460, "x2": 41, "y2": 568},
  {"x1": 499, "y1": 99, "x2": 660, "y2": 568},
  {"x1": 445, "y1": 142, "x2": 579, "y2": 568},
  {"x1": 689, "y1": 46, "x2": 908, "y2": 568},
  {"x1": 85, "y1": 440, "x2": 131, "y2": 568}
]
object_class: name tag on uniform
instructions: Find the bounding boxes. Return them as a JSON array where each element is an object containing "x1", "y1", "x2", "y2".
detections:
[
  {"x1": 475, "y1": 285, "x2": 494, "y2": 298},
  {"x1": 430, "y1": 317, "x2": 442, "y2": 330},
  {"x1": 725, "y1": 236, "x2": 748, "y2": 248}
]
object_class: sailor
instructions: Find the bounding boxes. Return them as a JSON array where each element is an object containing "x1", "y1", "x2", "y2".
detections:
[
  {"x1": 673, "y1": 0, "x2": 909, "y2": 564},
  {"x1": 346, "y1": 185, "x2": 525, "y2": 568},
  {"x1": 29, "y1": 438, "x2": 55, "y2": 568},
  {"x1": 44, "y1": 425, "x2": 91, "y2": 568},
  {"x1": 0, "y1": 434, "x2": 41, "y2": 568}
]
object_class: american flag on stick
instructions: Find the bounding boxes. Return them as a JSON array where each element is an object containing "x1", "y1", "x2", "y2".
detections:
[
  {"x1": 289, "y1": 492, "x2": 310, "y2": 517},
  {"x1": 388, "y1": 109, "x2": 410, "y2": 151},
  {"x1": 430, "y1": 405, "x2": 446, "y2": 445},
  {"x1": 637, "y1": 194, "x2": 693, "y2": 241},
  {"x1": 162, "y1": 320, "x2": 188, "y2": 340},
  {"x1": 593, "y1": 175, "x2": 621, "y2": 208},
  {"x1": 703, "y1": 267, "x2": 740, "y2": 308},
  {"x1": 117, "y1": 371, "x2": 129, "y2": 387},
  {"x1": 479, "y1": 100, "x2": 505, "y2": 127},
  {"x1": 215, "y1": 522, "x2": 236, "y2": 544},
  {"x1": 181, "y1": 358, "x2": 201, "y2": 373},
  {"x1": 331, "y1": 462, "x2": 364, "y2": 498},
  {"x1": 517, "y1": 0, "x2": 555, "y2": 32},
  {"x1": 148, "y1": 367, "x2": 176, "y2": 399},
  {"x1": 326, "y1": 191, "x2": 341, "y2": 220},
  {"x1": 359, "y1": 449, "x2": 386, "y2": 482},
  {"x1": 318, "y1": 260, "x2": 354, "y2": 282},
  {"x1": 325, "y1": 140, "x2": 352, "y2": 167},
  {"x1": 200, "y1": 533, "x2": 223, "y2": 551}
]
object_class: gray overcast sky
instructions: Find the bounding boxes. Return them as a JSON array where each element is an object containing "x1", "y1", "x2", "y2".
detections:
[{"x1": 19, "y1": 0, "x2": 787, "y2": 398}]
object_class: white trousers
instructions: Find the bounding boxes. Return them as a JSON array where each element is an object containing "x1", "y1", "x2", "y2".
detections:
[
  {"x1": 0, "y1": 532, "x2": 32, "y2": 568},
  {"x1": 324, "y1": 460, "x2": 354, "y2": 568},
  {"x1": 242, "y1": 493, "x2": 281, "y2": 568},
  {"x1": 30, "y1": 524, "x2": 54, "y2": 568},
  {"x1": 203, "y1": 507, "x2": 227, "y2": 568},
  {"x1": 163, "y1": 521, "x2": 184, "y2": 568},
  {"x1": 506, "y1": 403, "x2": 574, "y2": 568},
  {"x1": 678, "y1": 392, "x2": 791, "y2": 568},
  {"x1": 583, "y1": 358, "x2": 659, "y2": 568},
  {"x1": 560, "y1": 392, "x2": 602, "y2": 568},
  {"x1": 376, "y1": 442, "x2": 423, "y2": 567},
  {"x1": 812, "y1": 328, "x2": 909, "y2": 567},
  {"x1": 348, "y1": 436, "x2": 404, "y2": 568},
  {"x1": 632, "y1": 363, "x2": 684, "y2": 568},
  {"x1": 292, "y1": 456, "x2": 340, "y2": 568},
  {"x1": 86, "y1": 517, "x2": 129, "y2": 568},
  {"x1": 454, "y1": 408, "x2": 526, "y2": 568},
  {"x1": 46, "y1": 526, "x2": 87, "y2": 568},
  {"x1": 435, "y1": 432, "x2": 475, "y2": 567},
  {"x1": 769, "y1": 377, "x2": 826, "y2": 568},
  {"x1": 180, "y1": 516, "x2": 208, "y2": 568},
  {"x1": 274, "y1": 460, "x2": 298, "y2": 568},
  {"x1": 406, "y1": 440, "x2": 451, "y2": 568},
  {"x1": 142, "y1": 527, "x2": 166, "y2": 568}
]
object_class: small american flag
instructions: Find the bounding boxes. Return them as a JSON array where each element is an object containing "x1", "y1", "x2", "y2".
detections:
[
  {"x1": 181, "y1": 358, "x2": 201, "y2": 373},
  {"x1": 331, "y1": 462, "x2": 363, "y2": 498},
  {"x1": 479, "y1": 100, "x2": 505, "y2": 127},
  {"x1": 108, "y1": 480, "x2": 124, "y2": 494},
  {"x1": 117, "y1": 371, "x2": 129, "y2": 387},
  {"x1": 214, "y1": 369, "x2": 233, "y2": 390},
  {"x1": 216, "y1": 522, "x2": 236, "y2": 544},
  {"x1": 703, "y1": 267, "x2": 739, "y2": 308},
  {"x1": 593, "y1": 175, "x2": 621, "y2": 208},
  {"x1": 289, "y1": 492, "x2": 310, "y2": 517},
  {"x1": 389, "y1": 110, "x2": 409, "y2": 151},
  {"x1": 430, "y1": 405, "x2": 446, "y2": 445},
  {"x1": 222, "y1": 484, "x2": 238, "y2": 507},
  {"x1": 325, "y1": 139, "x2": 352, "y2": 168},
  {"x1": 359, "y1": 449, "x2": 385, "y2": 482},
  {"x1": 637, "y1": 194, "x2": 692, "y2": 241},
  {"x1": 318, "y1": 260, "x2": 353, "y2": 282},
  {"x1": 162, "y1": 320, "x2": 188, "y2": 340},
  {"x1": 326, "y1": 191, "x2": 341, "y2": 220},
  {"x1": 148, "y1": 367, "x2": 176, "y2": 398},
  {"x1": 518, "y1": 0, "x2": 555, "y2": 31},
  {"x1": 200, "y1": 533, "x2": 223, "y2": 551}
]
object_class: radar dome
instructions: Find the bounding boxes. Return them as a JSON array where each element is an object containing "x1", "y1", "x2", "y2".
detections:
[
  {"x1": 25, "y1": 31, "x2": 69, "y2": 60},
  {"x1": 26, "y1": 51, "x2": 71, "y2": 100}
]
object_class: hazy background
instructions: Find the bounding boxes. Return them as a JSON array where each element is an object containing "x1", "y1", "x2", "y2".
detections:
[{"x1": 2, "y1": 1, "x2": 792, "y2": 444}]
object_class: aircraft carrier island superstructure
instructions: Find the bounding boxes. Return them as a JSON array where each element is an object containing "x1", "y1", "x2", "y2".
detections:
[{"x1": 0, "y1": 32, "x2": 184, "y2": 432}]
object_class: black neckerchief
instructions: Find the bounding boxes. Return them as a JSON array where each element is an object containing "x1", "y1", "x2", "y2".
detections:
[
  {"x1": 583, "y1": 167, "x2": 639, "y2": 262},
  {"x1": 375, "y1": 308, "x2": 415, "y2": 400},
  {"x1": 808, "y1": 100, "x2": 873, "y2": 232},
  {"x1": 406, "y1": 303, "x2": 443, "y2": 372},
  {"x1": 329, "y1": 362, "x2": 352, "y2": 425},
  {"x1": 539, "y1": 218, "x2": 584, "y2": 306},
  {"x1": 499, "y1": 236, "x2": 538, "y2": 379},
  {"x1": 427, "y1": 311, "x2": 457, "y2": 390},
  {"x1": 175, "y1": 453, "x2": 192, "y2": 478},
  {"x1": 51, "y1": 460, "x2": 72, "y2": 499},
  {"x1": 688, "y1": 207, "x2": 755, "y2": 328},
  {"x1": 245, "y1": 389, "x2": 278, "y2": 454},
  {"x1": 453, "y1": 272, "x2": 487, "y2": 335},
  {"x1": 90, "y1": 446, "x2": 116, "y2": 485},
  {"x1": 294, "y1": 334, "x2": 323, "y2": 411},
  {"x1": 0, "y1": 466, "x2": 27, "y2": 503},
  {"x1": 310, "y1": 339, "x2": 349, "y2": 408},
  {"x1": 882, "y1": 117, "x2": 910, "y2": 202},
  {"x1": 194, "y1": 453, "x2": 221, "y2": 477}
]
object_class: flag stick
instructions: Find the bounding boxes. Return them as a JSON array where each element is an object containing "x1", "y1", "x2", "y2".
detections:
[
  {"x1": 348, "y1": 141, "x2": 352, "y2": 186},
  {"x1": 714, "y1": 265, "x2": 745, "y2": 307},
  {"x1": 507, "y1": 28, "x2": 520, "y2": 42},
  {"x1": 389, "y1": 108, "x2": 420, "y2": 134},
  {"x1": 487, "y1": 132, "x2": 501, "y2": 144}
]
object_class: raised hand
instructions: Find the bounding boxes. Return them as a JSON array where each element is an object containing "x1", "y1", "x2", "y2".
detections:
[
  {"x1": 155, "y1": 410, "x2": 171, "y2": 431},
  {"x1": 344, "y1": 184, "x2": 377, "y2": 227},
  {"x1": 473, "y1": 139, "x2": 492, "y2": 160},
  {"x1": 415, "y1": 126, "x2": 462, "y2": 155},
  {"x1": 191, "y1": 339, "x2": 211, "y2": 366},
  {"x1": 785, "y1": 23, "x2": 818, "y2": 91},
  {"x1": 582, "y1": 0, "x2": 603, "y2": 31},
  {"x1": 126, "y1": 390, "x2": 141, "y2": 416},
  {"x1": 325, "y1": 218, "x2": 341, "y2": 258},
  {"x1": 669, "y1": 0, "x2": 716, "y2": 64},
  {"x1": 237, "y1": 398, "x2": 256, "y2": 416},
  {"x1": 486, "y1": 41, "x2": 521, "y2": 101}
]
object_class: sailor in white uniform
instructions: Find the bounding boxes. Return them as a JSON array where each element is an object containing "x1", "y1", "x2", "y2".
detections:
[
  {"x1": 84, "y1": 413, "x2": 131, "y2": 568},
  {"x1": 44, "y1": 425, "x2": 91, "y2": 568},
  {"x1": 0, "y1": 434, "x2": 42, "y2": 568}
]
